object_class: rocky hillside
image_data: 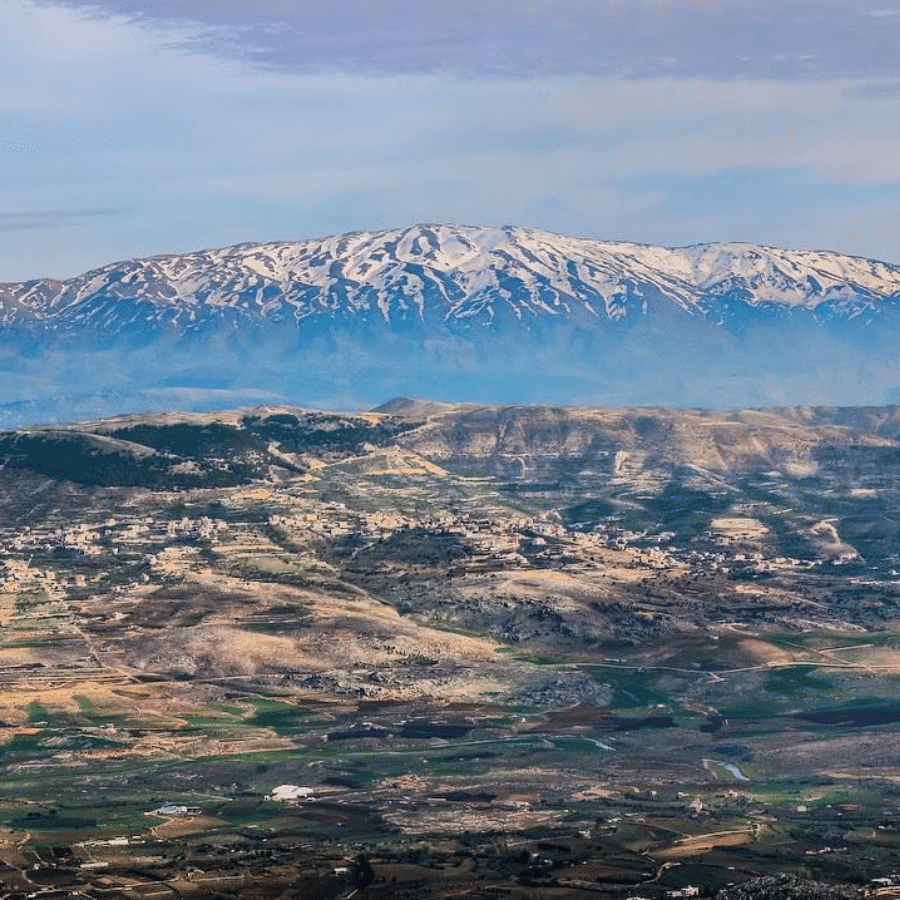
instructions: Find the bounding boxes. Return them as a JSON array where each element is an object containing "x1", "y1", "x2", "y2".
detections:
[{"x1": 5, "y1": 224, "x2": 900, "y2": 333}]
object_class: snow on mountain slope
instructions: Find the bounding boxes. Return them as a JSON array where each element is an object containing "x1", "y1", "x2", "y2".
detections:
[
  {"x1": 3, "y1": 224, "x2": 900, "y2": 334},
  {"x1": 5, "y1": 224, "x2": 900, "y2": 426}
]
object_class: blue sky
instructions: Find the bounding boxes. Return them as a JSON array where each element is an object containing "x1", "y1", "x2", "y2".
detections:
[{"x1": 3, "y1": 0, "x2": 900, "y2": 281}]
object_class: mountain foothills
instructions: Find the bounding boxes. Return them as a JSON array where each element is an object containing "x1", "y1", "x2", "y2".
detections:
[
  {"x1": 3, "y1": 401, "x2": 900, "y2": 896},
  {"x1": 4, "y1": 224, "x2": 900, "y2": 425}
]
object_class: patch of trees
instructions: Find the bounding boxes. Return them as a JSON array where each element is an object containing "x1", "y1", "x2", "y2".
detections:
[
  {"x1": 241, "y1": 412, "x2": 419, "y2": 453},
  {"x1": 0, "y1": 431, "x2": 261, "y2": 488},
  {"x1": 716, "y1": 874, "x2": 860, "y2": 899}
]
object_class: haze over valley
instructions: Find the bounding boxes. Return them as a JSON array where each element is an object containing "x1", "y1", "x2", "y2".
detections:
[{"x1": 4, "y1": 225, "x2": 900, "y2": 426}]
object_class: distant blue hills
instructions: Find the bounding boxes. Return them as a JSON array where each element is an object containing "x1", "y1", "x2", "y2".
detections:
[{"x1": 2, "y1": 223, "x2": 900, "y2": 425}]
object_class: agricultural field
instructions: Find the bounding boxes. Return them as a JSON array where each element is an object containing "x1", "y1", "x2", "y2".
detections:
[{"x1": 0, "y1": 403, "x2": 900, "y2": 898}]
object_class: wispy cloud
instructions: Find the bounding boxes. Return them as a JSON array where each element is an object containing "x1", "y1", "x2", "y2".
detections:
[
  {"x1": 4, "y1": 0, "x2": 900, "y2": 281},
  {"x1": 844, "y1": 79, "x2": 900, "y2": 98},
  {"x1": 41, "y1": 0, "x2": 900, "y2": 81},
  {"x1": 0, "y1": 208, "x2": 121, "y2": 232}
]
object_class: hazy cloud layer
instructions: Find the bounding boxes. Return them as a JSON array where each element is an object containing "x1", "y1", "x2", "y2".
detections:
[
  {"x1": 3, "y1": 0, "x2": 900, "y2": 282},
  {"x1": 44, "y1": 0, "x2": 900, "y2": 80},
  {"x1": 0, "y1": 209, "x2": 120, "y2": 232}
]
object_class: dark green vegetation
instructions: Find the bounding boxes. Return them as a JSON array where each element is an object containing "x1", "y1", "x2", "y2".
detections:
[
  {"x1": 0, "y1": 411, "x2": 418, "y2": 489},
  {"x1": 0, "y1": 402, "x2": 899, "y2": 897}
]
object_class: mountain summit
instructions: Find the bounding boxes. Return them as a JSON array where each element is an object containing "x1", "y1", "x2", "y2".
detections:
[
  {"x1": 5, "y1": 224, "x2": 900, "y2": 332},
  {"x1": 3, "y1": 224, "x2": 900, "y2": 425}
]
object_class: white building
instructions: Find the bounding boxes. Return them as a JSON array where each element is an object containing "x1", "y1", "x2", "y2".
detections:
[{"x1": 266, "y1": 784, "x2": 314, "y2": 802}]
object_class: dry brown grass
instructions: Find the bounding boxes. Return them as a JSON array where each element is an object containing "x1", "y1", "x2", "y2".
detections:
[
  {"x1": 735, "y1": 638, "x2": 793, "y2": 667},
  {"x1": 652, "y1": 829, "x2": 754, "y2": 861},
  {"x1": 149, "y1": 814, "x2": 225, "y2": 839}
]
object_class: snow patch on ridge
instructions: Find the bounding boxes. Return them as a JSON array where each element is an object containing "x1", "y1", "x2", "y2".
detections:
[{"x1": 3, "y1": 224, "x2": 900, "y2": 334}]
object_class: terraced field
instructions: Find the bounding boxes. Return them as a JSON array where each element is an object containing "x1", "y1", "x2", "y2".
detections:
[{"x1": 0, "y1": 403, "x2": 899, "y2": 897}]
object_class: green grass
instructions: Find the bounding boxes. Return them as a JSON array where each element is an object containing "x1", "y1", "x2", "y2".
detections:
[
  {"x1": 769, "y1": 631, "x2": 890, "y2": 650},
  {"x1": 703, "y1": 759, "x2": 751, "y2": 781},
  {"x1": 510, "y1": 653, "x2": 561, "y2": 666},
  {"x1": 422, "y1": 622, "x2": 486, "y2": 639},
  {"x1": 7, "y1": 810, "x2": 97, "y2": 830},
  {"x1": 745, "y1": 782, "x2": 872, "y2": 806},
  {"x1": 0, "y1": 732, "x2": 44, "y2": 757},
  {"x1": 26, "y1": 701, "x2": 51, "y2": 724},
  {"x1": 1, "y1": 795, "x2": 197, "y2": 843},
  {"x1": 582, "y1": 668, "x2": 668, "y2": 708},
  {"x1": 242, "y1": 621, "x2": 311, "y2": 635},
  {"x1": 181, "y1": 714, "x2": 243, "y2": 730},
  {"x1": 764, "y1": 665, "x2": 832, "y2": 693},
  {"x1": 218, "y1": 799, "x2": 276, "y2": 826},
  {"x1": 209, "y1": 702, "x2": 247, "y2": 716},
  {"x1": 551, "y1": 737, "x2": 603, "y2": 754},
  {"x1": 244, "y1": 701, "x2": 312, "y2": 734}
]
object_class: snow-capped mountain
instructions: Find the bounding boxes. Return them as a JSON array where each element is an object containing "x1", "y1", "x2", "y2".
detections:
[
  {"x1": 3, "y1": 224, "x2": 900, "y2": 426},
  {"x1": 4, "y1": 224, "x2": 900, "y2": 334}
]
